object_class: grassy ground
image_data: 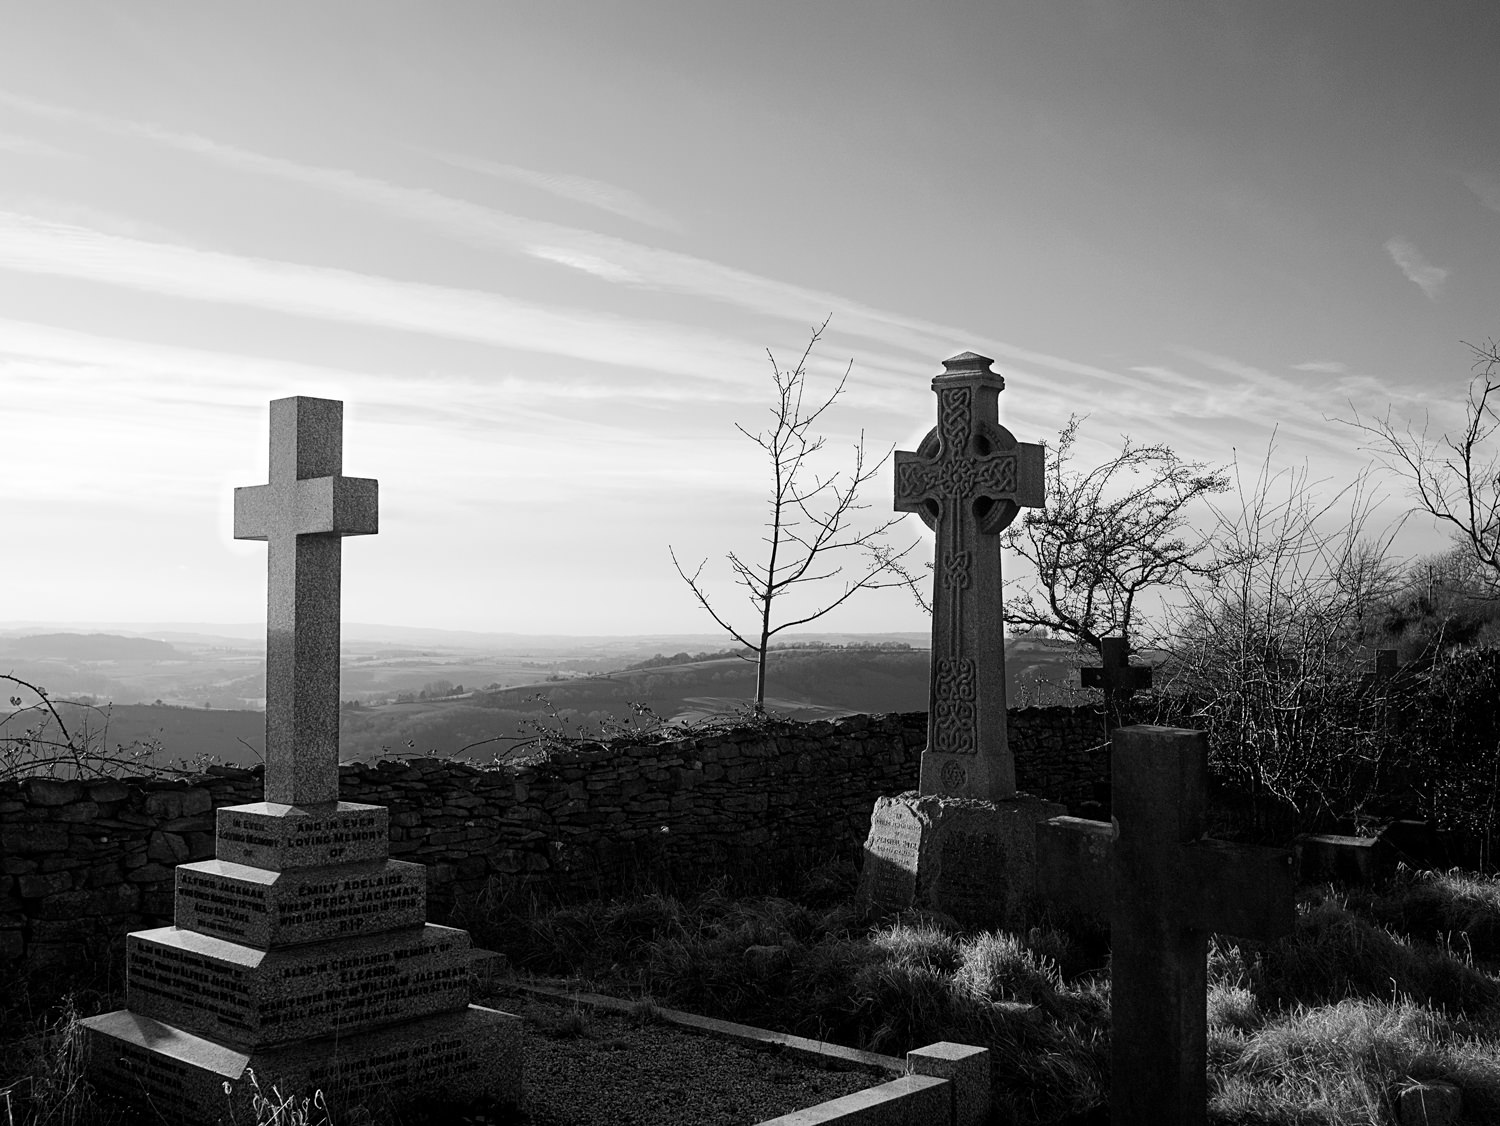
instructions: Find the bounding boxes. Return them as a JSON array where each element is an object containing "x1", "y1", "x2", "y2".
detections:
[
  {"x1": 462, "y1": 862, "x2": 1500, "y2": 1126},
  {"x1": 6, "y1": 863, "x2": 1500, "y2": 1125}
]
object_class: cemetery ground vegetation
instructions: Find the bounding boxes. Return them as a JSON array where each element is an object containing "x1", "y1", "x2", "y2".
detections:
[
  {"x1": 11, "y1": 857, "x2": 1500, "y2": 1123},
  {"x1": 669, "y1": 318, "x2": 922, "y2": 711},
  {"x1": 455, "y1": 859, "x2": 1500, "y2": 1126},
  {"x1": 0, "y1": 673, "x2": 176, "y2": 782}
]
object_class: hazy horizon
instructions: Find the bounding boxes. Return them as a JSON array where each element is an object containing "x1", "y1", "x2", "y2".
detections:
[{"x1": 6, "y1": 5, "x2": 1493, "y2": 634}]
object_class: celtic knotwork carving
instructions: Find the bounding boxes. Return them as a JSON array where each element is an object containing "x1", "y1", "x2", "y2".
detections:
[
  {"x1": 974, "y1": 454, "x2": 1016, "y2": 493},
  {"x1": 942, "y1": 550, "x2": 971, "y2": 590},
  {"x1": 938, "y1": 459, "x2": 976, "y2": 496},
  {"x1": 933, "y1": 657, "x2": 977, "y2": 754},
  {"x1": 894, "y1": 459, "x2": 939, "y2": 503},
  {"x1": 940, "y1": 759, "x2": 967, "y2": 791},
  {"x1": 938, "y1": 386, "x2": 971, "y2": 451}
]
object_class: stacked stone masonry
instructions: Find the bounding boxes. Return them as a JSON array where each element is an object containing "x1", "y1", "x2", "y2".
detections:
[{"x1": 2, "y1": 707, "x2": 1107, "y2": 975}]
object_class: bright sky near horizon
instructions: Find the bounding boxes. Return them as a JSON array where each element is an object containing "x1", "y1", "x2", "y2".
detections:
[{"x1": 3, "y1": 3, "x2": 1497, "y2": 636}]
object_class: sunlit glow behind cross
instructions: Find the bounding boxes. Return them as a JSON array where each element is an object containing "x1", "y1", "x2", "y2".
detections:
[{"x1": 233, "y1": 397, "x2": 378, "y2": 807}]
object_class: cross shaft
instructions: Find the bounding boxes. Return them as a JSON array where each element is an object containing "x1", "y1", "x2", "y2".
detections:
[
  {"x1": 233, "y1": 397, "x2": 378, "y2": 807},
  {"x1": 1036, "y1": 726, "x2": 1294, "y2": 1125}
]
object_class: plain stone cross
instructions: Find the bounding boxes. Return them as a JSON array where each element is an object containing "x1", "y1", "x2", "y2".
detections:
[
  {"x1": 233, "y1": 397, "x2": 378, "y2": 807},
  {"x1": 1082, "y1": 636, "x2": 1152, "y2": 730},
  {"x1": 1080, "y1": 637, "x2": 1152, "y2": 696},
  {"x1": 1036, "y1": 726, "x2": 1295, "y2": 1126},
  {"x1": 895, "y1": 352, "x2": 1044, "y2": 801}
]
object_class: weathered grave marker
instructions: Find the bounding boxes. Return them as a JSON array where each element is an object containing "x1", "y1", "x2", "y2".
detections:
[
  {"x1": 1036, "y1": 726, "x2": 1295, "y2": 1126},
  {"x1": 858, "y1": 353, "x2": 1065, "y2": 927},
  {"x1": 82, "y1": 397, "x2": 522, "y2": 1123},
  {"x1": 1082, "y1": 634, "x2": 1153, "y2": 754},
  {"x1": 1082, "y1": 636, "x2": 1152, "y2": 703}
]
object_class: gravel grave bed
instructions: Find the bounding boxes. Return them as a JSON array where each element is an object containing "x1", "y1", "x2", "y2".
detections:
[{"x1": 480, "y1": 983, "x2": 889, "y2": 1126}]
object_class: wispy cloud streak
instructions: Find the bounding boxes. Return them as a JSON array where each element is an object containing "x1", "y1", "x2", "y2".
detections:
[
  {"x1": 0, "y1": 90, "x2": 1161, "y2": 394},
  {"x1": 1462, "y1": 172, "x2": 1500, "y2": 214},
  {"x1": 1383, "y1": 237, "x2": 1447, "y2": 300},
  {"x1": 0, "y1": 131, "x2": 70, "y2": 158},
  {"x1": 426, "y1": 150, "x2": 683, "y2": 232},
  {"x1": 0, "y1": 212, "x2": 761, "y2": 384}
]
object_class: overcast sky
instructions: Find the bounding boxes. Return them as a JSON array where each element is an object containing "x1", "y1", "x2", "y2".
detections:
[{"x1": 4, "y1": 3, "x2": 1496, "y2": 636}]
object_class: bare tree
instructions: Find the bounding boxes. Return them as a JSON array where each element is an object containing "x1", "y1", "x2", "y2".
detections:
[
  {"x1": 1339, "y1": 340, "x2": 1500, "y2": 585},
  {"x1": 669, "y1": 319, "x2": 920, "y2": 711},
  {"x1": 1, "y1": 673, "x2": 169, "y2": 781},
  {"x1": 1160, "y1": 446, "x2": 1405, "y2": 827},
  {"x1": 1000, "y1": 414, "x2": 1231, "y2": 655}
]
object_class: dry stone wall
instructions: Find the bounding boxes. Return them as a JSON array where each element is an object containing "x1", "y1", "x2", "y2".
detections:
[{"x1": 2, "y1": 707, "x2": 1107, "y2": 976}]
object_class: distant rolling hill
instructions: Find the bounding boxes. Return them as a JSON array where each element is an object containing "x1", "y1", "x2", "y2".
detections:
[
  {"x1": 337, "y1": 640, "x2": 1092, "y2": 764},
  {"x1": 6, "y1": 640, "x2": 1095, "y2": 774},
  {"x1": 0, "y1": 633, "x2": 184, "y2": 661}
]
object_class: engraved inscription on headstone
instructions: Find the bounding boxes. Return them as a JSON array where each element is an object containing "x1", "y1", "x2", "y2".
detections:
[
  {"x1": 216, "y1": 804, "x2": 389, "y2": 870},
  {"x1": 175, "y1": 858, "x2": 428, "y2": 946},
  {"x1": 127, "y1": 925, "x2": 472, "y2": 1048},
  {"x1": 935, "y1": 831, "x2": 1004, "y2": 921},
  {"x1": 860, "y1": 805, "x2": 923, "y2": 910}
]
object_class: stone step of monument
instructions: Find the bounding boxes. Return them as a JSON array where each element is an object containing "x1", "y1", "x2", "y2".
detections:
[
  {"x1": 215, "y1": 801, "x2": 389, "y2": 870},
  {"x1": 125, "y1": 922, "x2": 472, "y2": 1049},
  {"x1": 175, "y1": 857, "x2": 428, "y2": 948},
  {"x1": 81, "y1": 1001, "x2": 522, "y2": 1126}
]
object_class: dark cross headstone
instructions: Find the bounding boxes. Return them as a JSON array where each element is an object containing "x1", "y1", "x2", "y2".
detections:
[
  {"x1": 1081, "y1": 636, "x2": 1152, "y2": 731},
  {"x1": 1080, "y1": 637, "x2": 1153, "y2": 695},
  {"x1": 233, "y1": 397, "x2": 378, "y2": 806},
  {"x1": 1036, "y1": 726, "x2": 1295, "y2": 1125},
  {"x1": 893, "y1": 351, "x2": 1044, "y2": 801}
]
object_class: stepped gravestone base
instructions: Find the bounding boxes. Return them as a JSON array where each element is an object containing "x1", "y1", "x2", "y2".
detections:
[
  {"x1": 83, "y1": 1004, "x2": 521, "y2": 1125},
  {"x1": 81, "y1": 799, "x2": 523, "y2": 1124},
  {"x1": 857, "y1": 791, "x2": 1066, "y2": 929}
]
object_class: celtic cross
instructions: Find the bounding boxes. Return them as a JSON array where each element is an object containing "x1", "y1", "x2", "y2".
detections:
[
  {"x1": 894, "y1": 353, "x2": 1043, "y2": 800},
  {"x1": 233, "y1": 397, "x2": 378, "y2": 807}
]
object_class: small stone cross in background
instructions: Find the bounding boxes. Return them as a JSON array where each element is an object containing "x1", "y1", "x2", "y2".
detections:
[
  {"x1": 1081, "y1": 636, "x2": 1153, "y2": 730},
  {"x1": 1080, "y1": 636, "x2": 1153, "y2": 696},
  {"x1": 893, "y1": 351, "x2": 1044, "y2": 801},
  {"x1": 1036, "y1": 726, "x2": 1295, "y2": 1126},
  {"x1": 234, "y1": 396, "x2": 378, "y2": 806}
]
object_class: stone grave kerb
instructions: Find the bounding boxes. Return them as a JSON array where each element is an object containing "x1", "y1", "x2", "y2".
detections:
[
  {"x1": 894, "y1": 352, "x2": 1044, "y2": 802},
  {"x1": 1036, "y1": 726, "x2": 1295, "y2": 1126},
  {"x1": 233, "y1": 396, "x2": 377, "y2": 807}
]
